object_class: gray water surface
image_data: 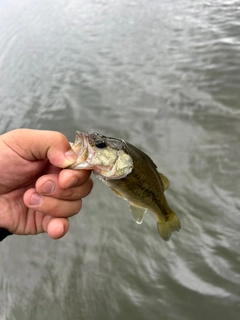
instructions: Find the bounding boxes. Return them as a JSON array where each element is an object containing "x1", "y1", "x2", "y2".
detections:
[{"x1": 0, "y1": 0, "x2": 240, "y2": 319}]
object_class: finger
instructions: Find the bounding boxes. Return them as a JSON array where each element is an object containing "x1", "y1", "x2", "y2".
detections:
[
  {"x1": 15, "y1": 210, "x2": 69, "y2": 238},
  {"x1": 59, "y1": 169, "x2": 92, "y2": 189},
  {"x1": 43, "y1": 217, "x2": 69, "y2": 239},
  {"x1": 35, "y1": 173, "x2": 93, "y2": 200},
  {"x1": 23, "y1": 188, "x2": 82, "y2": 218},
  {"x1": 1, "y1": 129, "x2": 77, "y2": 168}
]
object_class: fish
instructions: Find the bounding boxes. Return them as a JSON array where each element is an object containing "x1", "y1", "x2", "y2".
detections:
[{"x1": 68, "y1": 131, "x2": 181, "y2": 240}]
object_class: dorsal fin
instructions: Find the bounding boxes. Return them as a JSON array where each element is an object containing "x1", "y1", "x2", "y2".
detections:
[{"x1": 159, "y1": 173, "x2": 170, "y2": 190}]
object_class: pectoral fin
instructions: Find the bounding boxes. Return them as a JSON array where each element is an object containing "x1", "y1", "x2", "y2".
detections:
[
  {"x1": 159, "y1": 173, "x2": 170, "y2": 190},
  {"x1": 129, "y1": 204, "x2": 147, "y2": 224}
]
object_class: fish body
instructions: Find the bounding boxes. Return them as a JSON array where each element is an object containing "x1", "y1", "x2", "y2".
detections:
[{"x1": 69, "y1": 132, "x2": 181, "y2": 240}]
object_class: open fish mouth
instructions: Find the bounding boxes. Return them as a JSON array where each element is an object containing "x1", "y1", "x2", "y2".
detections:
[
  {"x1": 68, "y1": 132, "x2": 91, "y2": 169},
  {"x1": 68, "y1": 131, "x2": 108, "y2": 171}
]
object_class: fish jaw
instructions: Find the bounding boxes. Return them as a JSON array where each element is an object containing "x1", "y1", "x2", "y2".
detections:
[
  {"x1": 68, "y1": 132, "x2": 90, "y2": 169},
  {"x1": 85, "y1": 153, "x2": 133, "y2": 179}
]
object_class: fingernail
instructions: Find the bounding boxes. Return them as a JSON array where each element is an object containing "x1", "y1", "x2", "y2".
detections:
[
  {"x1": 30, "y1": 193, "x2": 42, "y2": 206},
  {"x1": 64, "y1": 149, "x2": 78, "y2": 162},
  {"x1": 41, "y1": 181, "x2": 55, "y2": 194},
  {"x1": 66, "y1": 177, "x2": 78, "y2": 188}
]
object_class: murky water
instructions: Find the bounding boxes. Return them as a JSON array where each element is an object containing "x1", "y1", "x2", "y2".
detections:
[{"x1": 0, "y1": 0, "x2": 240, "y2": 319}]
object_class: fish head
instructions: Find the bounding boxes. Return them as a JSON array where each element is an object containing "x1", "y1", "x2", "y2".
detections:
[{"x1": 68, "y1": 132, "x2": 133, "y2": 179}]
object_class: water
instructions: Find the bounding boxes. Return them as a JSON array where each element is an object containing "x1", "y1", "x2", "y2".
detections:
[{"x1": 0, "y1": 0, "x2": 240, "y2": 319}]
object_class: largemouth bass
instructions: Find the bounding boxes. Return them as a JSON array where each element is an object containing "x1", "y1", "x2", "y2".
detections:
[{"x1": 68, "y1": 132, "x2": 181, "y2": 240}]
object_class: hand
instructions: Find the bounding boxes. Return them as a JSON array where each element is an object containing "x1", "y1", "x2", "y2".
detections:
[{"x1": 0, "y1": 129, "x2": 93, "y2": 239}]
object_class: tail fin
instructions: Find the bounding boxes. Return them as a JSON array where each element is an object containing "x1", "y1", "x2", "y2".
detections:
[{"x1": 157, "y1": 211, "x2": 181, "y2": 241}]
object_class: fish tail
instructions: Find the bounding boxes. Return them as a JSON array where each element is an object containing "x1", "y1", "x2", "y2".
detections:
[{"x1": 156, "y1": 210, "x2": 181, "y2": 241}]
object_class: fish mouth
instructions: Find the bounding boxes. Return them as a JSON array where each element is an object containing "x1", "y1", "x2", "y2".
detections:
[
  {"x1": 68, "y1": 132, "x2": 91, "y2": 169},
  {"x1": 68, "y1": 131, "x2": 99, "y2": 170}
]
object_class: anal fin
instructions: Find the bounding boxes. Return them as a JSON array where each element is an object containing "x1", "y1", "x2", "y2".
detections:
[{"x1": 129, "y1": 204, "x2": 147, "y2": 224}]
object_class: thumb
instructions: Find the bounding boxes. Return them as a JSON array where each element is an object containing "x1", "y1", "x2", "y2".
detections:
[{"x1": 1, "y1": 129, "x2": 77, "y2": 168}]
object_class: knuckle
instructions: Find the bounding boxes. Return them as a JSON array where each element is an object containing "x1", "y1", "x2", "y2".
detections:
[
  {"x1": 62, "y1": 187, "x2": 76, "y2": 198},
  {"x1": 55, "y1": 132, "x2": 66, "y2": 143}
]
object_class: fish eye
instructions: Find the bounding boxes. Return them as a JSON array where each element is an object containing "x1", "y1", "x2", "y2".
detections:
[{"x1": 95, "y1": 139, "x2": 107, "y2": 148}]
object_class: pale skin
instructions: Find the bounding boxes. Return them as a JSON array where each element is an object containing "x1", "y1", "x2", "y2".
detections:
[{"x1": 0, "y1": 129, "x2": 93, "y2": 239}]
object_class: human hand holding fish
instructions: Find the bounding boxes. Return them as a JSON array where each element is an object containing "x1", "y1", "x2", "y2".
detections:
[
  {"x1": 68, "y1": 131, "x2": 181, "y2": 241},
  {"x1": 0, "y1": 129, "x2": 93, "y2": 241}
]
